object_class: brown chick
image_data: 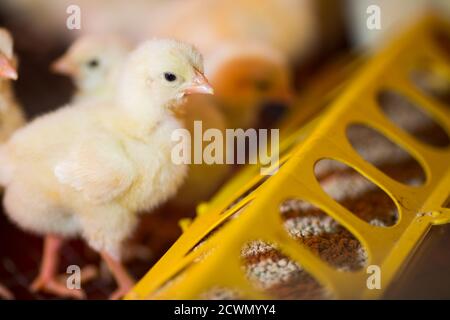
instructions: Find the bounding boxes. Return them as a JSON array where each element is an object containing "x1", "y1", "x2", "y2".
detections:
[{"x1": 206, "y1": 43, "x2": 293, "y2": 129}]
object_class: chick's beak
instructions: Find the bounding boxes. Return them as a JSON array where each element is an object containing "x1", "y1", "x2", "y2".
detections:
[
  {"x1": 51, "y1": 56, "x2": 77, "y2": 76},
  {"x1": 183, "y1": 69, "x2": 214, "y2": 95},
  {"x1": 0, "y1": 52, "x2": 17, "y2": 80}
]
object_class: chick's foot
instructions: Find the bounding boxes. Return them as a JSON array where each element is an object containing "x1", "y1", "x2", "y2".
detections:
[
  {"x1": 101, "y1": 251, "x2": 135, "y2": 300},
  {"x1": 30, "y1": 277, "x2": 85, "y2": 299},
  {"x1": 30, "y1": 234, "x2": 86, "y2": 299},
  {"x1": 0, "y1": 284, "x2": 13, "y2": 300}
]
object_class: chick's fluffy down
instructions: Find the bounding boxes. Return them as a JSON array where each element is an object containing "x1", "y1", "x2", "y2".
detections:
[{"x1": 0, "y1": 103, "x2": 187, "y2": 258}]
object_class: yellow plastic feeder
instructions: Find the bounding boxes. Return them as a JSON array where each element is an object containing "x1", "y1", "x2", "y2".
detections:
[{"x1": 127, "y1": 14, "x2": 450, "y2": 300}]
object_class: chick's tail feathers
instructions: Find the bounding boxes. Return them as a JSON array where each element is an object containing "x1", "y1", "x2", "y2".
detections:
[{"x1": 0, "y1": 145, "x2": 14, "y2": 186}]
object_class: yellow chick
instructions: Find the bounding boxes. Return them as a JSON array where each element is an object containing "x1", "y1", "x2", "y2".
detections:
[
  {"x1": 0, "y1": 28, "x2": 25, "y2": 142},
  {"x1": 52, "y1": 35, "x2": 131, "y2": 104},
  {"x1": 0, "y1": 28, "x2": 24, "y2": 301},
  {"x1": 0, "y1": 39, "x2": 213, "y2": 299},
  {"x1": 53, "y1": 35, "x2": 230, "y2": 210}
]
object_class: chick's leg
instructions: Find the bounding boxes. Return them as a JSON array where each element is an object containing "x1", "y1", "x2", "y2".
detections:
[
  {"x1": 80, "y1": 204, "x2": 137, "y2": 299},
  {"x1": 30, "y1": 234, "x2": 85, "y2": 299},
  {"x1": 0, "y1": 284, "x2": 13, "y2": 300},
  {"x1": 100, "y1": 251, "x2": 135, "y2": 300}
]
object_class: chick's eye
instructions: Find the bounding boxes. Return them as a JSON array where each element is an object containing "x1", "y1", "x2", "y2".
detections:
[
  {"x1": 87, "y1": 58, "x2": 100, "y2": 69},
  {"x1": 164, "y1": 72, "x2": 177, "y2": 82}
]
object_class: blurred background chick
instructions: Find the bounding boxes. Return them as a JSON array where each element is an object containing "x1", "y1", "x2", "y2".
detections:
[
  {"x1": 1, "y1": 0, "x2": 319, "y2": 129},
  {"x1": 204, "y1": 43, "x2": 293, "y2": 129},
  {"x1": 0, "y1": 28, "x2": 25, "y2": 142},
  {"x1": 0, "y1": 27, "x2": 22, "y2": 301},
  {"x1": 51, "y1": 35, "x2": 131, "y2": 104},
  {"x1": 1, "y1": 0, "x2": 317, "y2": 61}
]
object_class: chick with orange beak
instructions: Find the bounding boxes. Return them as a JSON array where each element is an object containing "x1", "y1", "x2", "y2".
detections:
[
  {"x1": 0, "y1": 39, "x2": 213, "y2": 299},
  {"x1": 53, "y1": 35, "x2": 230, "y2": 211},
  {"x1": 0, "y1": 28, "x2": 25, "y2": 142}
]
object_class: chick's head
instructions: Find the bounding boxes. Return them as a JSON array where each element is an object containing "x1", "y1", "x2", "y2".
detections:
[
  {"x1": 0, "y1": 28, "x2": 17, "y2": 80},
  {"x1": 52, "y1": 35, "x2": 130, "y2": 95},
  {"x1": 119, "y1": 39, "x2": 213, "y2": 114},
  {"x1": 207, "y1": 44, "x2": 293, "y2": 128}
]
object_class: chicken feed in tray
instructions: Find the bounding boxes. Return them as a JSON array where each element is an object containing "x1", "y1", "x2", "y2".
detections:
[{"x1": 240, "y1": 92, "x2": 448, "y2": 299}]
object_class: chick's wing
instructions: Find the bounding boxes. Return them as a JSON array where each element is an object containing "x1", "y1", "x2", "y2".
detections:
[{"x1": 54, "y1": 133, "x2": 135, "y2": 205}]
